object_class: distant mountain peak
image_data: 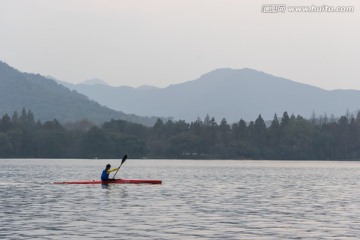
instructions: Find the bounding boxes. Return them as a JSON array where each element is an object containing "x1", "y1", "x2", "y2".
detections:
[
  {"x1": 203, "y1": 67, "x2": 268, "y2": 76},
  {"x1": 136, "y1": 85, "x2": 159, "y2": 91},
  {"x1": 198, "y1": 67, "x2": 263, "y2": 80},
  {"x1": 81, "y1": 78, "x2": 108, "y2": 86}
]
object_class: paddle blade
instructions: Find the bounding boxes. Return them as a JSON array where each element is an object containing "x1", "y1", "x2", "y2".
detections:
[
  {"x1": 112, "y1": 154, "x2": 128, "y2": 179},
  {"x1": 121, "y1": 154, "x2": 127, "y2": 165}
]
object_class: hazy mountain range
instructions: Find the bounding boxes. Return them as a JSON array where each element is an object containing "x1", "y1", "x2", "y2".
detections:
[
  {"x1": 58, "y1": 68, "x2": 360, "y2": 123},
  {"x1": 0, "y1": 61, "x2": 163, "y2": 126},
  {"x1": 2, "y1": 59, "x2": 360, "y2": 126}
]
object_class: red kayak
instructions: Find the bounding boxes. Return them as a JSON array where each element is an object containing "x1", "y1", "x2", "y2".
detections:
[{"x1": 54, "y1": 179, "x2": 162, "y2": 184}]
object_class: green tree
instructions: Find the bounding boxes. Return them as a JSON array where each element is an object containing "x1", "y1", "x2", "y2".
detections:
[
  {"x1": 166, "y1": 132, "x2": 202, "y2": 158},
  {"x1": 0, "y1": 114, "x2": 11, "y2": 132},
  {"x1": 81, "y1": 127, "x2": 113, "y2": 158},
  {"x1": 267, "y1": 114, "x2": 281, "y2": 159},
  {"x1": 0, "y1": 133, "x2": 11, "y2": 157},
  {"x1": 280, "y1": 111, "x2": 290, "y2": 127},
  {"x1": 34, "y1": 119, "x2": 68, "y2": 158}
]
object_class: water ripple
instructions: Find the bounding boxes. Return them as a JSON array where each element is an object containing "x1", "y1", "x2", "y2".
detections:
[{"x1": 1, "y1": 159, "x2": 360, "y2": 239}]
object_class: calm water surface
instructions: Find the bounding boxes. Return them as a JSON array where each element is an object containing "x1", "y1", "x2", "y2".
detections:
[{"x1": 1, "y1": 159, "x2": 360, "y2": 239}]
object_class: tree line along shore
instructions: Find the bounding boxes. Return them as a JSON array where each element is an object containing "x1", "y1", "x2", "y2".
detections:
[{"x1": 0, "y1": 109, "x2": 359, "y2": 160}]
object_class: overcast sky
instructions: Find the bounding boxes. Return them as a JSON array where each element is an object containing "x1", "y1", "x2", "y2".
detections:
[{"x1": 1, "y1": 0, "x2": 359, "y2": 89}]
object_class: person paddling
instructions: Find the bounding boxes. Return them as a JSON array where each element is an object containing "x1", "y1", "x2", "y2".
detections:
[{"x1": 101, "y1": 164, "x2": 119, "y2": 181}]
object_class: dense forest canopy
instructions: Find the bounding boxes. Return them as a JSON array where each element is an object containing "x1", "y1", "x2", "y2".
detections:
[{"x1": 0, "y1": 109, "x2": 360, "y2": 160}]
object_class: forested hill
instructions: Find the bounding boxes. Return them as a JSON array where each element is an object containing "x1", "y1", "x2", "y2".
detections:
[
  {"x1": 62, "y1": 68, "x2": 360, "y2": 123},
  {"x1": 0, "y1": 61, "x2": 159, "y2": 126}
]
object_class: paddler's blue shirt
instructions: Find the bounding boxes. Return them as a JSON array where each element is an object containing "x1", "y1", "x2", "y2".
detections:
[{"x1": 101, "y1": 167, "x2": 119, "y2": 181}]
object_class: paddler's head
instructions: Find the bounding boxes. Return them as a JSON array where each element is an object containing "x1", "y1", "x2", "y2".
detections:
[{"x1": 106, "y1": 164, "x2": 111, "y2": 170}]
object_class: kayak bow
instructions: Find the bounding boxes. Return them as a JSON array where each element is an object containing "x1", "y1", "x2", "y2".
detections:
[{"x1": 54, "y1": 179, "x2": 162, "y2": 184}]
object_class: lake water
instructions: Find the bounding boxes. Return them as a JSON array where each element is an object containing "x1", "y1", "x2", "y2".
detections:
[{"x1": 1, "y1": 159, "x2": 360, "y2": 239}]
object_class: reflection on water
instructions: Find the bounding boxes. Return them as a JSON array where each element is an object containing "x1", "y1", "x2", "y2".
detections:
[{"x1": 1, "y1": 159, "x2": 360, "y2": 239}]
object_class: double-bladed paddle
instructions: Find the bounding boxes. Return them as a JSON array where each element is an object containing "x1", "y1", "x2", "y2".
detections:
[{"x1": 112, "y1": 154, "x2": 127, "y2": 179}]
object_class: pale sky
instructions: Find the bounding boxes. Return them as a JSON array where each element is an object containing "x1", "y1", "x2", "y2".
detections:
[{"x1": 1, "y1": 0, "x2": 359, "y2": 89}]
